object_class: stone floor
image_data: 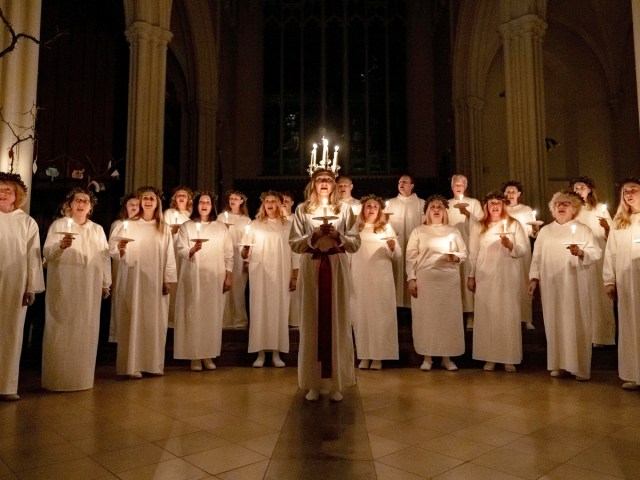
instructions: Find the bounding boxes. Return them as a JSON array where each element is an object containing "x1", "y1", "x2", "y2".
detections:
[{"x1": 1, "y1": 363, "x2": 639, "y2": 479}]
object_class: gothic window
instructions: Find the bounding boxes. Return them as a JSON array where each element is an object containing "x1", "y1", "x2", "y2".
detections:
[{"x1": 263, "y1": 0, "x2": 407, "y2": 176}]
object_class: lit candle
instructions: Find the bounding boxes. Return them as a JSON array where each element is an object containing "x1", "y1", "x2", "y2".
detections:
[
  {"x1": 123, "y1": 220, "x2": 129, "y2": 235},
  {"x1": 322, "y1": 198, "x2": 328, "y2": 217},
  {"x1": 333, "y1": 146, "x2": 339, "y2": 169},
  {"x1": 322, "y1": 137, "x2": 329, "y2": 168},
  {"x1": 571, "y1": 223, "x2": 577, "y2": 243},
  {"x1": 532, "y1": 209, "x2": 537, "y2": 222},
  {"x1": 311, "y1": 144, "x2": 317, "y2": 167},
  {"x1": 385, "y1": 224, "x2": 392, "y2": 237},
  {"x1": 502, "y1": 219, "x2": 507, "y2": 234},
  {"x1": 173, "y1": 212, "x2": 178, "y2": 225},
  {"x1": 224, "y1": 211, "x2": 229, "y2": 222},
  {"x1": 245, "y1": 224, "x2": 250, "y2": 235},
  {"x1": 459, "y1": 194, "x2": 463, "y2": 202},
  {"x1": 67, "y1": 218, "x2": 72, "y2": 230},
  {"x1": 448, "y1": 234, "x2": 454, "y2": 253},
  {"x1": 196, "y1": 222, "x2": 201, "y2": 239},
  {"x1": 601, "y1": 203, "x2": 607, "y2": 215},
  {"x1": 385, "y1": 200, "x2": 389, "y2": 212}
]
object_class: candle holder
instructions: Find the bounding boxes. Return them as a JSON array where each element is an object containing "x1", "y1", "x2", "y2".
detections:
[
  {"x1": 111, "y1": 236, "x2": 134, "y2": 243},
  {"x1": 190, "y1": 238, "x2": 209, "y2": 243},
  {"x1": 562, "y1": 241, "x2": 586, "y2": 246},
  {"x1": 526, "y1": 220, "x2": 544, "y2": 226},
  {"x1": 454, "y1": 202, "x2": 469, "y2": 209},
  {"x1": 56, "y1": 231, "x2": 78, "y2": 237},
  {"x1": 312, "y1": 214, "x2": 339, "y2": 224}
]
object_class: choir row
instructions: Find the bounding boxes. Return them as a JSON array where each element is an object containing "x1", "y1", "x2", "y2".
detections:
[{"x1": 1, "y1": 171, "x2": 639, "y2": 402}]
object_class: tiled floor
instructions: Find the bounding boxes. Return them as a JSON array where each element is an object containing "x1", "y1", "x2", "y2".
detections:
[{"x1": 1, "y1": 365, "x2": 639, "y2": 479}]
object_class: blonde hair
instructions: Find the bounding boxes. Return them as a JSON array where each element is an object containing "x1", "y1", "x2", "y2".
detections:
[
  {"x1": 169, "y1": 185, "x2": 194, "y2": 213},
  {"x1": 357, "y1": 194, "x2": 387, "y2": 233},
  {"x1": 479, "y1": 192, "x2": 516, "y2": 234},
  {"x1": 60, "y1": 187, "x2": 97, "y2": 219},
  {"x1": 424, "y1": 194, "x2": 450, "y2": 225},
  {"x1": 548, "y1": 190, "x2": 583, "y2": 220},
  {"x1": 256, "y1": 191, "x2": 286, "y2": 224},
  {"x1": 0, "y1": 172, "x2": 27, "y2": 208},
  {"x1": 612, "y1": 178, "x2": 640, "y2": 229},
  {"x1": 303, "y1": 169, "x2": 341, "y2": 214},
  {"x1": 223, "y1": 190, "x2": 249, "y2": 217}
]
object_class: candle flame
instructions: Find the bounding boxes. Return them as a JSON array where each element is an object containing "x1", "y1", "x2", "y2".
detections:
[
  {"x1": 123, "y1": 220, "x2": 129, "y2": 230},
  {"x1": 571, "y1": 224, "x2": 577, "y2": 234},
  {"x1": 245, "y1": 224, "x2": 250, "y2": 234},
  {"x1": 196, "y1": 222, "x2": 201, "y2": 231}
]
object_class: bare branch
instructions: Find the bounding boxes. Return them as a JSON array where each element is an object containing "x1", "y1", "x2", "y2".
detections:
[{"x1": 0, "y1": 6, "x2": 40, "y2": 59}]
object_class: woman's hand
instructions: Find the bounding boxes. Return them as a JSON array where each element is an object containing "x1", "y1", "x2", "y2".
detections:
[
  {"x1": 567, "y1": 244, "x2": 584, "y2": 258},
  {"x1": 22, "y1": 292, "x2": 35, "y2": 307},
  {"x1": 223, "y1": 271, "x2": 232, "y2": 293},
  {"x1": 60, "y1": 234, "x2": 74, "y2": 250},
  {"x1": 500, "y1": 235, "x2": 513, "y2": 251},
  {"x1": 190, "y1": 240, "x2": 203, "y2": 258},
  {"x1": 102, "y1": 287, "x2": 111, "y2": 299},
  {"x1": 467, "y1": 277, "x2": 476, "y2": 293},
  {"x1": 386, "y1": 238, "x2": 395, "y2": 252},
  {"x1": 528, "y1": 278, "x2": 539, "y2": 296},
  {"x1": 240, "y1": 245, "x2": 250, "y2": 259},
  {"x1": 408, "y1": 279, "x2": 418, "y2": 298},
  {"x1": 162, "y1": 283, "x2": 170, "y2": 295},
  {"x1": 605, "y1": 284, "x2": 616, "y2": 301},
  {"x1": 446, "y1": 253, "x2": 459, "y2": 263},
  {"x1": 117, "y1": 239, "x2": 128, "y2": 257}
]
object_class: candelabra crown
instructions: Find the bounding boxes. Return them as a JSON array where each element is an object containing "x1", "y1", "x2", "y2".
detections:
[{"x1": 307, "y1": 136, "x2": 340, "y2": 177}]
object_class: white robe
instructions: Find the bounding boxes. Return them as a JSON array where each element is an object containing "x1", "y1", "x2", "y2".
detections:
[
  {"x1": 42, "y1": 218, "x2": 111, "y2": 391},
  {"x1": 110, "y1": 219, "x2": 177, "y2": 375},
  {"x1": 244, "y1": 218, "x2": 298, "y2": 353},
  {"x1": 108, "y1": 219, "x2": 122, "y2": 342},
  {"x1": 285, "y1": 213, "x2": 300, "y2": 327},
  {"x1": 469, "y1": 220, "x2": 527, "y2": 365},
  {"x1": 447, "y1": 196, "x2": 483, "y2": 312},
  {"x1": 174, "y1": 220, "x2": 233, "y2": 359},
  {"x1": 529, "y1": 220, "x2": 601, "y2": 379},
  {"x1": 0, "y1": 209, "x2": 45, "y2": 395},
  {"x1": 222, "y1": 213, "x2": 250, "y2": 328},
  {"x1": 603, "y1": 213, "x2": 640, "y2": 384},
  {"x1": 406, "y1": 224, "x2": 467, "y2": 357},
  {"x1": 350, "y1": 224, "x2": 399, "y2": 360},
  {"x1": 163, "y1": 208, "x2": 190, "y2": 328},
  {"x1": 386, "y1": 193, "x2": 425, "y2": 307},
  {"x1": 290, "y1": 202, "x2": 360, "y2": 391},
  {"x1": 506, "y1": 204, "x2": 535, "y2": 324},
  {"x1": 576, "y1": 206, "x2": 616, "y2": 344},
  {"x1": 343, "y1": 197, "x2": 362, "y2": 216}
]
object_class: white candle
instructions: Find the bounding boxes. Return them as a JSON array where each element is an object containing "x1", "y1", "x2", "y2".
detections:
[
  {"x1": 311, "y1": 144, "x2": 317, "y2": 167},
  {"x1": 333, "y1": 146, "x2": 339, "y2": 168},
  {"x1": 601, "y1": 203, "x2": 607, "y2": 215},
  {"x1": 245, "y1": 224, "x2": 250, "y2": 235},
  {"x1": 502, "y1": 219, "x2": 507, "y2": 233},
  {"x1": 322, "y1": 137, "x2": 329, "y2": 168},
  {"x1": 67, "y1": 218, "x2": 72, "y2": 230},
  {"x1": 224, "y1": 211, "x2": 229, "y2": 222},
  {"x1": 123, "y1": 220, "x2": 129, "y2": 235},
  {"x1": 532, "y1": 209, "x2": 537, "y2": 222},
  {"x1": 173, "y1": 212, "x2": 178, "y2": 225},
  {"x1": 385, "y1": 200, "x2": 389, "y2": 212},
  {"x1": 571, "y1": 223, "x2": 577, "y2": 243},
  {"x1": 459, "y1": 194, "x2": 463, "y2": 202},
  {"x1": 322, "y1": 198, "x2": 328, "y2": 217},
  {"x1": 448, "y1": 234, "x2": 454, "y2": 253},
  {"x1": 196, "y1": 222, "x2": 201, "y2": 239},
  {"x1": 385, "y1": 224, "x2": 392, "y2": 237}
]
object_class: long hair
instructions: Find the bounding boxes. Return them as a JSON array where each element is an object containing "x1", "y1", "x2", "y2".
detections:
[
  {"x1": 169, "y1": 185, "x2": 194, "y2": 213},
  {"x1": 357, "y1": 194, "x2": 387, "y2": 233},
  {"x1": 0, "y1": 172, "x2": 28, "y2": 208},
  {"x1": 570, "y1": 176, "x2": 599, "y2": 209},
  {"x1": 118, "y1": 193, "x2": 138, "y2": 220},
  {"x1": 612, "y1": 177, "x2": 640, "y2": 229},
  {"x1": 423, "y1": 194, "x2": 450, "y2": 225},
  {"x1": 223, "y1": 190, "x2": 249, "y2": 217},
  {"x1": 135, "y1": 186, "x2": 165, "y2": 232},
  {"x1": 303, "y1": 169, "x2": 341, "y2": 214},
  {"x1": 60, "y1": 187, "x2": 97, "y2": 219},
  {"x1": 479, "y1": 192, "x2": 515, "y2": 234},
  {"x1": 548, "y1": 190, "x2": 583, "y2": 220},
  {"x1": 191, "y1": 191, "x2": 218, "y2": 222},
  {"x1": 256, "y1": 190, "x2": 286, "y2": 224}
]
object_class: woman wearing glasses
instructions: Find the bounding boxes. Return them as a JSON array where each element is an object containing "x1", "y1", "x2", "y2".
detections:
[
  {"x1": 42, "y1": 188, "x2": 111, "y2": 391},
  {"x1": 529, "y1": 190, "x2": 601, "y2": 381}
]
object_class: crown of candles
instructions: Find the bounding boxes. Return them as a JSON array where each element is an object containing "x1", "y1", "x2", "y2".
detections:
[{"x1": 307, "y1": 137, "x2": 340, "y2": 177}]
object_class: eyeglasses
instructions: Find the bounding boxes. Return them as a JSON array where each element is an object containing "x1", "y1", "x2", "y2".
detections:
[
  {"x1": 486, "y1": 201, "x2": 504, "y2": 206},
  {"x1": 554, "y1": 201, "x2": 572, "y2": 208},
  {"x1": 73, "y1": 198, "x2": 91, "y2": 204}
]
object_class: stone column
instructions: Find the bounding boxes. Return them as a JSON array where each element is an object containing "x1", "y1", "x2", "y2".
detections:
[
  {"x1": 632, "y1": 0, "x2": 640, "y2": 133},
  {"x1": 499, "y1": 4, "x2": 548, "y2": 209},
  {"x1": 0, "y1": 0, "x2": 42, "y2": 211},
  {"x1": 123, "y1": 7, "x2": 173, "y2": 192},
  {"x1": 454, "y1": 96, "x2": 485, "y2": 197}
]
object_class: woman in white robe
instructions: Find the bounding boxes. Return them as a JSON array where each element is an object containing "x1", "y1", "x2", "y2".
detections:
[
  {"x1": 406, "y1": 195, "x2": 467, "y2": 372},
  {"x1": 108, "y1": 194, "x2": 139, "y2": 343},
  {"x1": 163, "y1": 186, "x2": 194, "y2": 329},
  {"x1": 467, "y1": 192, "x2": 528, "y2": 372},
  {"x1": 242, "y1": 192, "x2": 298, "y2": 367},
  {"x1": 571, "y1": 177, "x2": 616, "y2": 346},
  {"x1": 221, "y1": 191, "x2": 251, "y2": 329},
  {"x1": 110, "y1": 186, "x2": 177, "y2": 378},
  {"x1": 42, "y1": 188, "x2": 111, "y2": 391},
  {"x1": 282, "y1": 191, "x2": 300, "y2": 328},
  {"x1": 529, "y1": 190, "x2": 601, "y2": 381},
  {"x1": 289, "y1": 169, "x2": 361, "y2": 402},
  {"x1": 603, "y1": 178, "x2": 640, "y2": 390},
  {"x1": 447, "y1": 174, "x2": 483, "y2": 330},
  {"x1": 0, "y1": 174, "x2": 45, "y2": 401},
  {"x1": 503, "y1": 180, "x2": 538, "y2": 330},
  {"x1": 174, "y1": 192, "x2": 233, "y2": 371},
  {"x1": 351, "y1": 195, "x2": 399, "y2": 370}
]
